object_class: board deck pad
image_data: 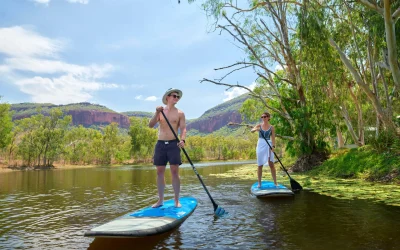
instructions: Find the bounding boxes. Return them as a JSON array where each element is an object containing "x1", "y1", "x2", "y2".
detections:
[
  {"x1": 84, "y1": 196, "x2": 197, "y2": 238},
  {"x1": 251, "y1": 181, "x2": 294, "y2": 197}
]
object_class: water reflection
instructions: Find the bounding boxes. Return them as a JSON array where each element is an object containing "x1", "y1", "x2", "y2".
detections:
[
  {"x1": 0, "y1": 162, "x2": 399, "y2": 250},
  {"x1": 88, "y1": 231, "x2": 176, "y2": 250}
]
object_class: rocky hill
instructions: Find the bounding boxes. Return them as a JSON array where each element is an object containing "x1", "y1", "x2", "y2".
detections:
[
  {"x1": 10, "y1": 94, "x2": 250, "y2": 132},
  {"x1": 10, "y1": 102, "x2": 131, "y2": 128},
  {"x1": 186, "y1": 94, "x2": 250, "y2": 133}
]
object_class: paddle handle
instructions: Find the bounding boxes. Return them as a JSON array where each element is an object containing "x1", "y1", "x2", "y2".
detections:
[{"x1": 160, "y1": 110, "x2": 219, "y2": 210}]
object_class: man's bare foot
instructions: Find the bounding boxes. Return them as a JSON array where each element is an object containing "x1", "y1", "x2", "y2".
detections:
[
  {"x1": 257, "y1": 182, "x2": 261, "y2": 188},
  {"x1": 174, "y1": 200, "x2": 182, "y2": 208},
  {"x1": 152, "y1": 200, "x2": 164, "y2": 208}
]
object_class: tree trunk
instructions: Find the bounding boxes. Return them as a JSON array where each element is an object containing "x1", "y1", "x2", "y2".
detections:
[
  {"x1": 329, "y1": 38, "x2": 396, "y2": 130},
  {"x1": 336, "y1": 127, "x2": 345, "y2": 148},
  {"x1": 383, "y1": 0, "x2": 400, "y2": 89}
]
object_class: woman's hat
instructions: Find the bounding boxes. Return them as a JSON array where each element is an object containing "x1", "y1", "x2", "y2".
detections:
[{"x1": 162, "y1": 88, "x2": 183, "y2": 105}]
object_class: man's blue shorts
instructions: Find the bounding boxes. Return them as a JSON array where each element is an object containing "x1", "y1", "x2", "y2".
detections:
[{"x1": 153, "y1": 140, "x2": 182, "y2": 166}]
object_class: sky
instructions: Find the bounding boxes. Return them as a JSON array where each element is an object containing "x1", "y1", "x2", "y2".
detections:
[{"x1": 0, "y1": 0, "x2": 256, "y2": 119}]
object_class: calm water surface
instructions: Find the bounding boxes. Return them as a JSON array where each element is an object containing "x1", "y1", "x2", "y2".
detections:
[{"x1": 0, "y1": 161, "x2": 399, "y2": 250}]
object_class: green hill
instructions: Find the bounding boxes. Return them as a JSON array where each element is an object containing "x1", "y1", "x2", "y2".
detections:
[
  {"x1": 11, "y1": 102, "x2": 116, "y2": 119},
  {"x1": 121, "y1": 111, "x2": 153, "y2": 118}
]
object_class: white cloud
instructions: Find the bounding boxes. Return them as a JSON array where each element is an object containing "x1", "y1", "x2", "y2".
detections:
[
  {"x1": 5, "y1": 58, "x2": 114, "y2": 77},
  {"x1": 223, "y1": 82, "x2": 256, "y2": 101},
  {"x1": 145, "y1": 96, "x2": 157, "y2": 101},
  {"x1": 0, "y1": 65, "x2": 10, "y2": 73},
  {"x1": 66, "y1": 0, "x2": 89, "y2": 4},
  {"x1": 32, "y1": 0, "x2": 50, "y2": 5},
  {"x1": 0, "y1": 26, "x2": 63, "y2": 58},
  {"x1": 16, "y1": 74, "x2": 117, "y2": 104},
  {"x1": 0, "y1": 26, "x2": 118, "y2": 104},
  {"x1": 135, "y1": 95, "x2": 157, "y2": 101}
]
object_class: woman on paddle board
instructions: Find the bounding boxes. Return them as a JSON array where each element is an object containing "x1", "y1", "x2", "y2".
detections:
[{"x1": 251, "y1": 112, "x2": 277, "y2": 188}]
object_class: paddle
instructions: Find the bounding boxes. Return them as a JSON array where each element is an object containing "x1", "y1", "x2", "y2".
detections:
[
  {"x1": 260, "y1": 132, "x2": 303, "y2": 191},
  {"x1": 160, "y1": 110, "x2": 226, "y2": 216}
]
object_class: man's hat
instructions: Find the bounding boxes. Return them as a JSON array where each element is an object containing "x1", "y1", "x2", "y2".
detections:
[{"x1": 162, "y1": 88, "x2": 183, "y2": 105}]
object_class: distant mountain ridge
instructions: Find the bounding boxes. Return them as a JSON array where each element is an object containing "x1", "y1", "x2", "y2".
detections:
[
  {"x1": 121, "y1": 111, "x2": 153, "y2": 118},
  {"x1": 10, "y1": 102, "x2": 130, "y2": 128},
  {"x1": 186, "y1": 94, "x2": 250, "y2": 133},
  {"x1": 10, "y1": 94, "x2": 250, "y2": 132}
]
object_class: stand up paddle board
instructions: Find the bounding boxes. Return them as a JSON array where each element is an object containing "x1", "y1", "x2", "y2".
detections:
[
  {"x1": 84, "y1": 196, "x2": 197, "y2": 238},
  {"x1": 251, "y1": 181, "x2": 294, "y2": 197}
]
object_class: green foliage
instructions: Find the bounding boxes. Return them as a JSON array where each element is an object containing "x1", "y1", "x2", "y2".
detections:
[
  {"x1": 64, "y1": 126, "x2": 95, "y2": 164},
  {"x1": 100, "y1": 123, "x2": 120, "y2": 164},
  {"x1": 184, "y1": 133, "x2": 256, "y2": 161},
  {"x1": 366, "y1": 129, "x2": 400, "y2": 153},
  {"x1": 309, "y1": 146, "x2": 400, "y2": 182},
  {"x1": 0, "y1": 101, "x2": 13, "y2": 149},
  {"x1": 15, "y1": 108, "x2": 72, "y2": 166},
  {"x1": 122, "y1": 111, "x2": 153, "y2": 118},
  {"x1": 128, "y1": 117, "x2": 158, "y2": 162}
]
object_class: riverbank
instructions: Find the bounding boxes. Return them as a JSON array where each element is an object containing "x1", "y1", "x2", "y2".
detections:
[
  {"x1": 0, "y1": 162, "x2": 98, "y2": 173},
  {"x1": 210, "y1": 146, "x2": 400, "y2": 207}
]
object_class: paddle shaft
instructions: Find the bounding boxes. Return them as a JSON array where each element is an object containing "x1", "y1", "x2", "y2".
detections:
[
  {"x1": 160, "y1": 110, "x2": 219, "y2": 210},
  {"x1": 260, "y1": 132, "x2": 293, "y2": 179}
]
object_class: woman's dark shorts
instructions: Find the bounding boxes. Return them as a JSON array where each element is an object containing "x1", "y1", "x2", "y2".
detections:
[{"x1": 153, "y1": 140, "x2": 182, "y2": 166}]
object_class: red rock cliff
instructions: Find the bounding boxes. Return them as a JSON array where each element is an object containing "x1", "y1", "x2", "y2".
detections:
[
  {"x1": 186, "y1": 111, "x2": 242, "y2": 133},
  {"x1": 67, "y1": 110, "x2": 130, "y2": 128}
]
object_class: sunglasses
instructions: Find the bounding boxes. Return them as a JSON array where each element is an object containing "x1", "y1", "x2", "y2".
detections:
[
  {"x1": 168, "y1": 94, "x2": 180, "y2": 99},
  {"x1": 261, "y1": 116, "x2": 269, "y2": 118}
]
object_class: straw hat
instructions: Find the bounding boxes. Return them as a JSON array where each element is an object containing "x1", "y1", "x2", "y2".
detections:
[{"x1": 162, "y1": 88, "x2": 183, "y2": 105}]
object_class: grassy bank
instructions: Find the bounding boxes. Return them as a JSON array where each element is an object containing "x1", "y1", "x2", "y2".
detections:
[
  {"x1": 307, "y1": 145, "x2": 400, "y2": 183},
  {"x1": 210, "y1": 147, "x2": 400, "y2": 207}
]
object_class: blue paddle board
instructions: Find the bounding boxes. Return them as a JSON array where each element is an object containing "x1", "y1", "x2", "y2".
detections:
[
  {"x1": 251, "y1": 181, "x2": 294, "y2": 197},
  {"x1": 84, "y1": 196, "x2": 197, "y2": 238}
]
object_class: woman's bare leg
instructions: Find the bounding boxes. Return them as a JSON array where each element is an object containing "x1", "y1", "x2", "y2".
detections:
[{"x1": 257, "y1": 165, "x2": 263, "y2": 188}]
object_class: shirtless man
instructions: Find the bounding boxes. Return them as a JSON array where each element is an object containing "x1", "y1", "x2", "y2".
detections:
[{"x1": 148, "y1": 88, "x2": 186, "y2": 208}]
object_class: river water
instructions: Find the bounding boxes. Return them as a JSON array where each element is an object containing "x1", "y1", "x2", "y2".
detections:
[{"x1": 0, "y1": 162, "x2": 399, "y2": 249}]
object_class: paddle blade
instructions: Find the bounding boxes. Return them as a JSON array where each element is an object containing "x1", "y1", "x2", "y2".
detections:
[
  {"x1": 214, "y1": 206, "x2": 226, "y2": 217},
  {"x1": 290, "y1": 178, "x2": 303, "y2": 191}
]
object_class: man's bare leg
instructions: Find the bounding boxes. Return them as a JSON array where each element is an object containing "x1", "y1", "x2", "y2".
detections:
[
  {"x1": 170, "y1": 164, "x2": 181, "y2": 207},
  {"x1": 152, "y1": 165, "x2": 166, "y2": 208},
  {"x1": 257, "y1": 165, "x2": 263, "y2": 188}
]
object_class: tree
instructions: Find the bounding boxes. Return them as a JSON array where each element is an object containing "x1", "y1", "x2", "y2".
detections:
[
  {"x1": 101, "y1": 123, "x2": 120, "y2": 164},
  {"x1": 0, "y1": 100, "x2": 13, "y2": 149},
  {"x1": 129, "y1": 117, "x2": 157, "y2": 162},
  {"x1": 199, "y1": 0, "x2": 329, "y2": 156},
  {"x1": 13, "y1": 108, "x2": 71, "y2": 167}
]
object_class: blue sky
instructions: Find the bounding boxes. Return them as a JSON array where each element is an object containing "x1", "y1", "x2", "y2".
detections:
[{"x1": 0, "y1": 0, "x2": 256, "y2": 119}]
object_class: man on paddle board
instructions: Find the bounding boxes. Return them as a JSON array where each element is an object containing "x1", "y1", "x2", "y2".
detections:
[
  {"x1": 251, "y1": 112, "x2": 277, "y2": 188},
  {"x1": 149, "y1": 88, "x2": 187, "y2": 208}
]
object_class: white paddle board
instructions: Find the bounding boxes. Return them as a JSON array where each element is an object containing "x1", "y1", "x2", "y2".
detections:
[
  {"x1": 84, "y1": 196, "x2": 197, "y2": 238},
  {"x1": 251, "y1": 181, "x2": 294, "y2": 197}
]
